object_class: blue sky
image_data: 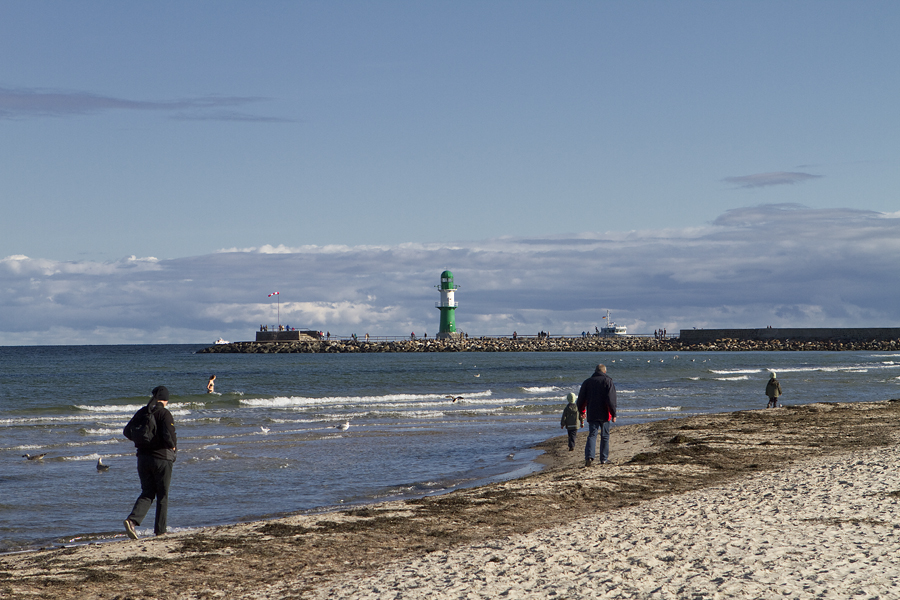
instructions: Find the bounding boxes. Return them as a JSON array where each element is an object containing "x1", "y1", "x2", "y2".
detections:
[{"x1": 1, "y1": 2, "x2": 898, "y2": 344}]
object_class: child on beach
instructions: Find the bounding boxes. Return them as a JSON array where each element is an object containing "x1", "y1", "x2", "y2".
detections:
[
  {"x1": 560, "y1": 392, "x2": 583, "y2": 451},
  {"x1": 765, "y1": 372, "x2": 782, "y2": 408}
]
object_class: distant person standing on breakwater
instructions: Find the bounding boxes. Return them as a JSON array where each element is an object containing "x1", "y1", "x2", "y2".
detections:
[
  {"x1": 206, "y1": 375, "x2": 216, "y2": 394},
  {"x1": 123, "y1": 386, "x2": 177, "y2": 538},
  {"x1": 766, "y1": 372, "x2": 782, "y2": 408},
  {"x1": 577, "y1": 364, "x2": 617, "y2": 467},
  {"x1": 560, "y1": 392, "x2": 583, "y2": 451}
]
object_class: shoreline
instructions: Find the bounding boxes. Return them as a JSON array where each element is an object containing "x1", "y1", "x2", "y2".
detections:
[{"x1": 3, "y1": 399, "x2": 900, "y2": 599}]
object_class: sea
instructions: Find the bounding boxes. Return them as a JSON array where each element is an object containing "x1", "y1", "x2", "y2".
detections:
[{"x1": 3, "y1": 344, "x2": 900, "y2": 553}]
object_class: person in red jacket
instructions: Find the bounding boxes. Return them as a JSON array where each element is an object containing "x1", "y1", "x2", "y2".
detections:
[{"x1": 576, "y1": 364, "x2": 617, "y2": 467}]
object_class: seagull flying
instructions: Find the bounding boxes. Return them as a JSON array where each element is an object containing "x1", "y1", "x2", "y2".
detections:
[
  {"x1": 260, "y1": 426, "x2": 270, "y2": 434},
  {"x1": 23, "y1": 453, "x2": 47, "y2": 461},
  {"x1": 445, "y1": 395, "x2": 463, "y2": 403},
  {"x1": 97, "y1": 458, "x2": 110, "y2": 471}
]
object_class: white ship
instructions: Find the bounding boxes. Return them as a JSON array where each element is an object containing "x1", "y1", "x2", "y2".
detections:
[{"x1": 599, "y1": 310, "x2": 627, "y2": 337}]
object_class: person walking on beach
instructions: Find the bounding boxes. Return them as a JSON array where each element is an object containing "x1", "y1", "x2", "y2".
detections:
[
  {"x1": 766, "y1": 372, "x2": 782, "y2": 408},
  {"x1": 206, "y1": 374, "x2": 216, "y2": 394},
  {"x1": 577, "y1": 364, "x2": 617, "y2": 467},
  {"x1": 123, "y1": 385, "x2": 177, "y2": 538},
  {"x1": 560, "y1": 392, "x2": 583, "y2": 451}
]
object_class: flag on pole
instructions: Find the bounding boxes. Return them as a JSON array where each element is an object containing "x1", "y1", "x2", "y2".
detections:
[{"x1": 268, "y1": 292, "x2": 279, "y2": 297}]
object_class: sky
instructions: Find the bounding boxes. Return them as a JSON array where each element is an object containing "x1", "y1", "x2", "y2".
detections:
[{"x1": 1, "y1": 2, "x2": 898, "y2": 344}]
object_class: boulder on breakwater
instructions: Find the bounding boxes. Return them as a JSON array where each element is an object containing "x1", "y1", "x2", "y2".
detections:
[{"x1": 197, "y1": 336, "x2": 900, "y2": 354}]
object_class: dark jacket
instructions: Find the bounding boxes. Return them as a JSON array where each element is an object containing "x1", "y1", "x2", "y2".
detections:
[
  {"x1": 576, "y1": 369, "x2": 617, "y2": 422},
  {"x1": 126, "y1": 402, "x2": 177, "y2": 462},
  {"x1": 765, "y1": 379, "x2": 782, "y2": 399}
]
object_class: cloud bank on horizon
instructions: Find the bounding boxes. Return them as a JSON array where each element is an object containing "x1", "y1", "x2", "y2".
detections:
[{"x1": 2, "y1": 204, "x2": 898, "y2": 345}]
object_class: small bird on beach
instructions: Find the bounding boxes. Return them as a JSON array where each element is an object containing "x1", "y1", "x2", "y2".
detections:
[
  {"x1": 445, "y1": 395, "x2": 463, "y2": 403},
  {"x1": 23, "y1": 453, "x2": 47, "y2": 461},
  {"x1": 260, "y1": 426, "x2": 270, "y2": 434},
  {"x1": 96, "y1": 458, "x2": 110, "y2": 471},
  {"x1": 337, "y1": 421, "x2": 350, "y2": 431}
]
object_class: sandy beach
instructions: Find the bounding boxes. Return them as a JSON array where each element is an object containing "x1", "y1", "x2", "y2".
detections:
[{"x1": 3, "y1": 400, "x2": 900, "y2": 599}]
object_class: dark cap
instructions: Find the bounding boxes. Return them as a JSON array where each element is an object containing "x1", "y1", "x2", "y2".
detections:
[{"x1": 151, "y1": 386, "x2": 170, "y2": 401}]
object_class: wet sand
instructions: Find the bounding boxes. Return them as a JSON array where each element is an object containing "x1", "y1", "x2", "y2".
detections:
[{"x1": 3, "y1": 400, "x2": 900, "y2": 599}]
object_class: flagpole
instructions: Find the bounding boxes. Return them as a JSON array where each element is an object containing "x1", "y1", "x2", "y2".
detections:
[{"x1": 268, "y1": 292, "x2": 281, "y2": 328}]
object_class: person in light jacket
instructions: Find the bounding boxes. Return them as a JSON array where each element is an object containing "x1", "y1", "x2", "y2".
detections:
[
  {"x1": 560, "y1": 392, "x2": 583, "y2": 451},
  {"x1": 766, "y1": 372, "x2": 783, "y2": 408}
]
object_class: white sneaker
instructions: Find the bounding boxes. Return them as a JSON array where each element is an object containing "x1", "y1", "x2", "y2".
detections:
[{"x1": 124, "y1": 519, "x2": 138, "y2": 540}]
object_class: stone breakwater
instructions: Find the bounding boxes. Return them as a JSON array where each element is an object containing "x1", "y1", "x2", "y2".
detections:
[{"x1": 197, "y1": 336, "x2": 900, "y2": 354}]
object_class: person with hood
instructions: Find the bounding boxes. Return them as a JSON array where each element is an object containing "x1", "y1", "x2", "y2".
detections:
[
  {"x1": 577, "y1": 364, "x2": 617, "y2": 467},
  {"x1": 766, "y1": 372, "x2": 783, "y2": 408},
  {"x1": 560, "y1": 392, "x2": 583, "y2": 451},
  {"x1": 123, "y1": 385, "x2": 177, "y2": 539}
]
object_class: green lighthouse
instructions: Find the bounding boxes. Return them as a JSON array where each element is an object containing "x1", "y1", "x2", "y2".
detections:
[{"x1": 436, "y1": 270, "x2": 460, "y2": 340}]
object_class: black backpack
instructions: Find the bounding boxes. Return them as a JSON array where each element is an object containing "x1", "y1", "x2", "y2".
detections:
[{"x1": 124, "y1": 404, "x2": 158, "y2": 448}]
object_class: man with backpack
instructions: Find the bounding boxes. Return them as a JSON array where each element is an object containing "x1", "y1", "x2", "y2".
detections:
[{"x1": 123, "y1": 385, "x2": 177, "y2": 539}]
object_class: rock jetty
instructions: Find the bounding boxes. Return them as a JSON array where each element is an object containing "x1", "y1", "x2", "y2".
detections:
[{"x1": 197, "y1": 336, "x2": 900, "y2": 354}]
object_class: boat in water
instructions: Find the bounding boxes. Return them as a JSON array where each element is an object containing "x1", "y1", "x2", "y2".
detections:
[
  {"x1": 599, "y1": 310, "x2": 627, "y2": 337},
  {"x1": 214, "y1": 338, "x2": 230, "y2": 345}
]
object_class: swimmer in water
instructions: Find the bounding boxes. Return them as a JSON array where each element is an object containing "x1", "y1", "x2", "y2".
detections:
[{"x1": 207, "y1": 375, "x2": 216, "y2": 394}]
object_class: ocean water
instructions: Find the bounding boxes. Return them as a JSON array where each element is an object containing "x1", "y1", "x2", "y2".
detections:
[{"x1": 3, "y1": 344, "x2": 900, "y2": 552}]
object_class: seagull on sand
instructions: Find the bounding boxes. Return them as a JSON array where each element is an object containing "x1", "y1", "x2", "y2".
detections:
[
  {"x1": 445, "y1": 395, "x2": 463, "y2": 403},
  {"x1": 337, "y1": 421, "x2": 350, "y2": 431},
  {"x1": 97, "y1": 458, "x2": 110, "y2": 471},
  {"x1": 23, "y1": 453, "x2": 47, "y2": 461}
]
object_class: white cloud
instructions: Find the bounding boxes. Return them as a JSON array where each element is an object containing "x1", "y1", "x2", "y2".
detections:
[{"x1": 2, "y1": 204, "x2": 899, "y2": 344}]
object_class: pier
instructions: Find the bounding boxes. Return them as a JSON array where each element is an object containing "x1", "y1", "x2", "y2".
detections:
[{"x1": 199, "y1": 332, "x2": 900, "y2": 354}]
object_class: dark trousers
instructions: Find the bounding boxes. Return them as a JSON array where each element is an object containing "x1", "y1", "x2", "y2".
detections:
[
  {"x1": 128, "y1": 454, "x2": 173, "y2": 535},
  {"x1": 566, "y1": 427, "x2": 578, "y2": 449}
]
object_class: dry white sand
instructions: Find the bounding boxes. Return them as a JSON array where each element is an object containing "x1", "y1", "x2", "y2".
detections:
[{"x1": 288, "y1": 446, "x2": 900, "y2": 600}]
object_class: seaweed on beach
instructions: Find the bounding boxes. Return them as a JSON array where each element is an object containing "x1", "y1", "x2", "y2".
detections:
[
  {"x1": 178, "y1": 535, "x2": 250, "y2": 553},
  {"x1": 79, "y1": 568, "x2": 121, "y2": 583},
  {"x1": 256, "y1": 522, "x2": 314, "y2": 537}
]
